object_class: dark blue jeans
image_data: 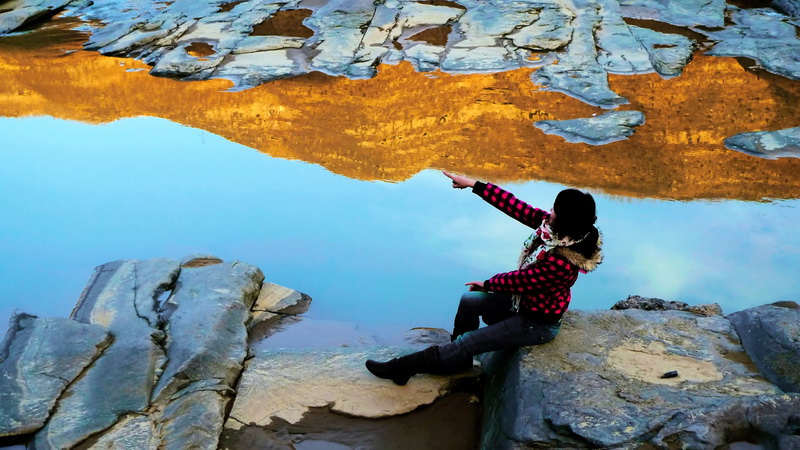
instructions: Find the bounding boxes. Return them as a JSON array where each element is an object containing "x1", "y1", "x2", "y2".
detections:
[{"x1": 437, "y1": 291, "x2": 560, "y2": 369}]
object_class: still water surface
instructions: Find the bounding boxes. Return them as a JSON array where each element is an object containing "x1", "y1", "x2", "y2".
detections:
[{"x1": 1, "y1": 116, "x2": 798, "y2": 343}]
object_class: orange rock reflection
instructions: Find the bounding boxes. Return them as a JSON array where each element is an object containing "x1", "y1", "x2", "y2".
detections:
[{"x1": 1, "y1": 19, "x2": 799, "y2": 200}]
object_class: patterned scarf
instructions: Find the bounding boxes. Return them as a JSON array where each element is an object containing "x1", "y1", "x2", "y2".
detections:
[
  {"x1": 517, "y1": 220, "x2": 580, "y2": 270},
  {"x1": 511, "y1": 219, "x2": 584, "y2": 312}
]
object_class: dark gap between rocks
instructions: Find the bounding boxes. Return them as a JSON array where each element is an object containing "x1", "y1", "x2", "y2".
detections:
[
  {"x1": 622, "y1": 17, "x2": 708, "y2": 42},
  {"x1": 251, "y1": 9, "x2": 314, "y2": 38},
  {"x1": 417, "y1": 0, "x2": 467, "y2": 10},
  {"x1": 653, "y1": 44, "x2": 677, "y2": 48},
  {"x1": 0, "y1": 8, "x2": 13, "y2": 14},
  {"x1": 185, "y1": 42, "x2": 215, "y2": 58},
  {"x1": 725, "y1": 0, "x2": 773, "y2": 8},
  {"x1": 392, "y1": 39, "x2": 403, "y2": 50},
  {"x1": 6, "y1": 7, "x2": 67, "y2": 34},
  {"x1": 218, "y1": 1, "x2": 246, "y2": 12},
  {"x1": 0, "y1": 431, "x2": 33, "y2": 448},
  {"x1": 408, "y1": 25, "x2": 452, "y2": 46},
  {"x1": 156, "y1": 289, "x2": 173, "y2": 311}
]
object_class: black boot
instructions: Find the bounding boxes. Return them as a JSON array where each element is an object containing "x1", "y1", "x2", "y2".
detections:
[{"x1": 365, "y1": 347, "x2": 440, "y2": 386}]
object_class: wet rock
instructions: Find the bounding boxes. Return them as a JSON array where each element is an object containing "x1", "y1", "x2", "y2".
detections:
[
  {"x1": 250, "y1": 316, "x2": 379, "y2": 349},
  {"x1": 403, "y1": 327, "x2": 452, "y2": 347},
  {"x1": 215, "y1": 49, "x2": 306, "y2": 88},
  {"x1": 29, "y1": 256, "x2": 263, "y2": 450},
  {"x1": 0, "y1": 314, "x2": 110, "y2": 437},
  {"x1": 252, "y1": 282, "x2": 311, "y2": 316},
  {"x1": 249, "y1": 282, "x2": 311, "y2": 331},
  {"x1": 439, "y1": 0, "x2": 536, "y2": 72},
  {"x1": 532, "y1": 0, "x2": 629, "y2": 108},
  {"x1": 507, "y1": 4, "x2": 573, "y2": 51},
  {"x1": 534, "y1": 110, "x2": 645, "y2": 145},
  {"x1": 0, "y1": 0, "x2": 72, "y2": 34},
  {"x1": 34, "y1": 258, "x2": 180, "y2": 450},
  {"x1": 595, "y1": 0, "x2": 654, "y2": 75},
  {"x1": 158, "y1": 389, "x2": 230, "y2": 450},
  {"x1": 723, "y1": 126, "x2": 800, "y2": 159},
  {"x1": 728, "y1": 302, "x2": 800, "y2": 393},
  {"x1": 704, "y1": 6, "x2": 800, "y2": 81},
  {"x1": 150, "y1": 259, "x2": 263, "y2": 405},
  {"x1": 629, "y1": 26, "x2": 695, "y2": 78},
  {"x1": 78, "y1": 414, "x2": 159, "y2": 450},
  {"x1": 232, "y1": 35, "x2": 305, "y2": 54},
  {"x1": 618, "y1": 0, "x2": 725, "y2": 28},
  {"x1": 404, "y1": 43, "x2": 446, "y2": 72},
  {"x1": 305, "y1": 0, "x2": 376, "y2": 77},
  {"x1": 481, "y1": 308, "x2": 789, "y2": 448},
  {"x1": 223, "y1": 346, "x2": 480, "y2": 447}
]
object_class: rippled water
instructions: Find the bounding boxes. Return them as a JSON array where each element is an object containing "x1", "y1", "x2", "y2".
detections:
[{"x1": 2, "y1": 116, "x2": 798, "y2": 344}]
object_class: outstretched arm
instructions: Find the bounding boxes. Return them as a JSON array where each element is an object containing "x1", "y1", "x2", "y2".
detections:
[{"x1": 443, "y1": 171, "x2": 547, "y2": 229}]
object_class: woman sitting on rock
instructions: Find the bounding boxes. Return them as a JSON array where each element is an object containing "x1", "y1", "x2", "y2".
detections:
[{"x1": 365, "y1": 171, "x2": 603, "y2": 385}]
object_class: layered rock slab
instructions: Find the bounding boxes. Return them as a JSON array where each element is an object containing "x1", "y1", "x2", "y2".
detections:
[
  {"x1": 249, "y1": 281, "x2": 311, "y2": 331},
  {"x1": 728, "y1": 302, "x2": 800, "y2": 393},
  {"x1": 30, "y1": 256, "x2": 264, "y2": 450},
  {"x1": 481, "y1": 308, "x2": 793, "y2": 449},
  {"x1": 723, "y1": 126, "x2": 800, "y2": 159},
  {"x1": 0, "y1": 0, "x2": 73, "y2": 34},
  {"x1": 151, "y1": 258, "x2": 264, "y2": 450},
  {"x1": 223, "y1": 347, "x2": 480, "y2": 448},
  {"x1": 0, "y1": 314, "x2": 110, "y2": 437},
  {"x1": 34, "y1": 258, "x2": 180, "y2": 449},
  {"x1": 534, "y1": 110, "x2": 645, "y2": 145}
]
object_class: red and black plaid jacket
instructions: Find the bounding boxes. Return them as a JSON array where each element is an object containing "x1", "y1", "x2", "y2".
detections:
[{"x1": 473, "y1": 182, "x2": 580, "y2": 324}]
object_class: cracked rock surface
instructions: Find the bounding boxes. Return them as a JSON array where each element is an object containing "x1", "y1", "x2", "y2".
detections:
[
  {"x1": 20, "y1": 256, "x2": 264, "y2": 450},
  {"x1": 480, "y1": 308, "x2": 799, "y2": 449},
  {"x1": 34, "y1": 258, "x2": 180, "y2": 449},
  {"x1": 0, "y1": 313, "x2": 111, "y2": 438}
]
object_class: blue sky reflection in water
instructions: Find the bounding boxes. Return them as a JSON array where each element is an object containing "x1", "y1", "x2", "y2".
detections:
[{"x1": 1, "y1": 116, "x2": 798, "y2": 342}]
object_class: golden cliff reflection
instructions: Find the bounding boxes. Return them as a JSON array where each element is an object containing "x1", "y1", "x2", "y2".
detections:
[{"x1": 1, "y1": 21, "x2": 799, "y2": 200}]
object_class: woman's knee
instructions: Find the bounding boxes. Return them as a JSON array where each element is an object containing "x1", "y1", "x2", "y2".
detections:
[{"x1": 458, "y1": 291, "x2": 487, "y2": 311}]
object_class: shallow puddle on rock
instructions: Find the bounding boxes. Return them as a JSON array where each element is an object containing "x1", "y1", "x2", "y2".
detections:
[
  {"x1": 220, "y1": 393, "x2": 481, "y2": 449},
  {"x1": 250, "y1": 8, "x2": 314, "y2": 38},
  {"x1": 407, "y1": 24, "x2": 453, "y2": 46},
  {"x1": 185, "y1": 42, "x2": 215, "y2": 58}
]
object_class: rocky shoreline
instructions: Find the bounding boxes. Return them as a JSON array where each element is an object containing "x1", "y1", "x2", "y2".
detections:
[
  {"x1": 1, "y1": 257, "x2": 798, "y2": 449},
  {"x1": 1, "y1": 0, "x2": 799, "y2": 152}
]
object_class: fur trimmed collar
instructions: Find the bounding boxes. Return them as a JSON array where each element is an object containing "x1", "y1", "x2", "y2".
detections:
[{"x1": 554, "y1": 233, "x2": 603, "y2": 273}]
